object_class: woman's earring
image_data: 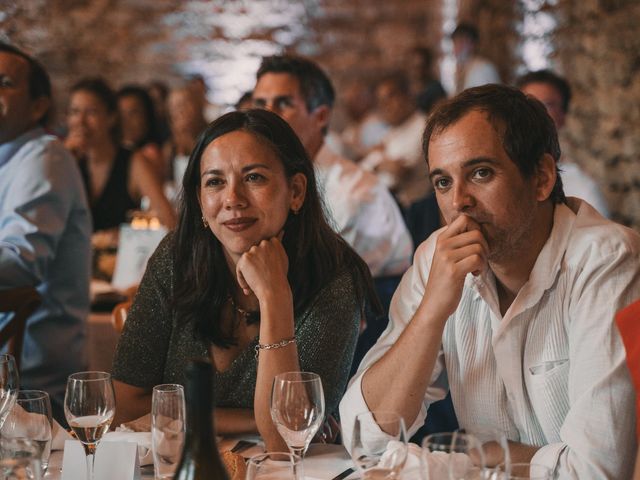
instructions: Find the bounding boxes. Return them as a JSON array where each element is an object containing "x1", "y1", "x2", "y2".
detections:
[
  {"x1": 291, "y1": 208, "x2": 300, "y2": 216},
  {"x1": 202, "y1": 216, "x2": 209, "y2": 229}
]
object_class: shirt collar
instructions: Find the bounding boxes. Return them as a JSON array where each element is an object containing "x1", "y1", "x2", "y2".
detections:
[{"x1": 0, "y1": 128, "x2": 45, "y2": 169}]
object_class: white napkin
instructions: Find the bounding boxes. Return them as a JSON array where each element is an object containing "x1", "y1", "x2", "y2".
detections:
[
  {"x1": 379, "y1": 442, "x2": 474, "y2": 478},
  {"x1": 103, "y1": 431, "x2": 153, "y2": 465}
]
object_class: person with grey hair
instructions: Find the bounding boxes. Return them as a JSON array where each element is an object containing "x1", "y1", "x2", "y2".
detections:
[{"x1": 341, "y1": 84, "x2": 639, "y2": 479}]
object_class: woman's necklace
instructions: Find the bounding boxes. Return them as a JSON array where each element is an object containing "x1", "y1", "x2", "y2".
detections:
[{"x1": 228, "y1": 296, "x2": 260, "y2": 326}]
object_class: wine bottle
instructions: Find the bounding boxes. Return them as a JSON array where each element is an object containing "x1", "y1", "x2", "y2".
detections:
[{"x1": 173, "y1": 359, "x2": 230, "y2": 480}]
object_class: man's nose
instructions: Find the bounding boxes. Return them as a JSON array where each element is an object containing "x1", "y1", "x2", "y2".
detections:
[{"x1": 452, "y1": 182, "x2": 474, "y2": 212}]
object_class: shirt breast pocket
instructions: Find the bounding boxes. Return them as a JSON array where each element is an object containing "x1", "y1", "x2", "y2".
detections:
[{"x1": 526, "y1": 359, "x2": 570, "y2": 442}]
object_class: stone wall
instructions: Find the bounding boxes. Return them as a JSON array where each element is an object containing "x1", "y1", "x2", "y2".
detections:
[{"x1": 1, "y1": 0, "x2": 639, "y2": 228}]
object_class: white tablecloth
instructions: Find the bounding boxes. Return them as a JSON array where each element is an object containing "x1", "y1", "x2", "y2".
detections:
[{"x1": 44, "y1": 442, "x2": 355, "y2": 479}]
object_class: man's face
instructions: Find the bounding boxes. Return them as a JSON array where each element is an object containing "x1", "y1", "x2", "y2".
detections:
[
  {"x1": 252, "y1": 72, "x2": 323, "y2": 153},
  {"x1": 428, "y1": 110, "x2": 547, "y2": 264},
  {"x1": 376, "y1": 82, "x2": 410, "y2": 126},
  {"x1": 0, "y1": 52, "x2": 40, "y2": 144},
  {"x1": 521, "y1": 82, "x2": 566, "y2": 129}
]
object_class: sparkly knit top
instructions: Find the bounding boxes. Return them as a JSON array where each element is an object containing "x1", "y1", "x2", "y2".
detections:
[{"x1": 111, "y1": 235, "x2": 362, "y2": 415}]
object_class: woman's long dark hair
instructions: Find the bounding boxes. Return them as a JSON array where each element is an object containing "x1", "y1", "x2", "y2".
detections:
[{"x1": 172, "y1": 109, "x2": 379, "y2": 347}]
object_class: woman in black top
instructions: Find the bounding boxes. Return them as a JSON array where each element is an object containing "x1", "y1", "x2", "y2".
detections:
[
  {"x1": 112, "y1": 110, "x2": 379, "y2": 451},
  {"x1": 66, "y1": 78, "x2": 176, "y2": 231}
]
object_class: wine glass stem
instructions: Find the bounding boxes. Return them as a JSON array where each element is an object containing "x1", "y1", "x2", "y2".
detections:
[
  {"x1": 290, "y1": 446, "x2": 306, "y2": 459},
  {"x1": 83, "y1": 444, "x2": 97, "y2": 480}
]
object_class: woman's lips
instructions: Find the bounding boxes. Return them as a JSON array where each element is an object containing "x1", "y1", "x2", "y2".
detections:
[{"x1": 222, "y1": 217, "x2": 257, "y2": 232}]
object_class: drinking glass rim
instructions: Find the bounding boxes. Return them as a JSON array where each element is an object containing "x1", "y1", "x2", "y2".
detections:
[
  {"x1": 68, "y1": 371, "x2": 111, "y2": 382},
  {"x1": 152, "y1": 383, "x2": 184, "y2": 393},
  {"x1": 273, "y1": 371, "x2": 322, "y2": 383},
  {"x1": 248, "y1": 451, "x2": 301, "y2": 464},
  {"x1": 16, "y1": 389, "x2": 50, "y2": 401}
]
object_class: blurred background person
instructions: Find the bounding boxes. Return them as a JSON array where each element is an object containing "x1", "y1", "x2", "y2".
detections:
[
  {"x1": 361, "y1": 72, "x2": 430, "y2": 209},
  {"x1": 163, "y1": 86, "x2": 208, "y2": 200},
  {"x1": 407, "y1": 46, "x2": 447, "y2": 114},
  {"x1": 187, "y1": 73, "x2": 224, "y2": 122},
  {"x1": 148, "y1": 80, "x2": 171, "y2": 145},
  {"x1": 66, "y1": 77, "x2": 176, "y2": 231},
  {"x1": 235, "y1": 90, "x2": 253, "y2": 111},
  {"x1": 117, "y1": 84, "x2": 164, "y2": 178},
  {"x1": 339, "y1": 78, "x2": 389, "y2": 162},
  {"x1": 517, "y1": 69, "x2": 609, "y2": 218},
  {"x1": 451, "y1": 23, "x2": 500, "y2": 94}
]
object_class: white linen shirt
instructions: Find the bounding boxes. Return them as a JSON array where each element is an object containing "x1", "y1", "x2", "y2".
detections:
[
  {"x1": 315, "y1": 144, "x2": 412, "y2": 277},
  {"x1": 340, "y1": 198, "x2": 640, "y2": 479}
]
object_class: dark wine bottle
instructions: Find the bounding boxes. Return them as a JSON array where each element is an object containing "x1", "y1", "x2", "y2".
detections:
[{"x1": 173, "y1": 359, "x2": 230, "y2": 480}]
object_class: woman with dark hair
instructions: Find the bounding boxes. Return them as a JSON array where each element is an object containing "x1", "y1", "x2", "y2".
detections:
[
  {"x1": 111, "y1": 109, "x2": 378, "y2": 450},
  {"x1": 116, "y1": 85, "x2": 164, "y2": 178},
  {"x1": 66, "y1": 78, "x2": 176, "y2": 231}
]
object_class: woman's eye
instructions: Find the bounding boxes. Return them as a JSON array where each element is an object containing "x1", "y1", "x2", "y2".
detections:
[
  {"x1": 205, "y1": 177, "x2": 223, "y2": 187},
  {"x1": 246, "y1": 173, "x2": 264, "y2": 182}
]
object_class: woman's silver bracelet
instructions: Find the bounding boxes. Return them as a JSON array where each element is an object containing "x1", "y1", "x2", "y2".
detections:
[{"x1": 254, "y1": 336, "x2": 296, "y2": 359}]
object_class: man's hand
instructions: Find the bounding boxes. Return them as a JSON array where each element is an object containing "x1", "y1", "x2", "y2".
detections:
[{"x1": 420, "y1": 214, "x2": 488, "y2": 321}]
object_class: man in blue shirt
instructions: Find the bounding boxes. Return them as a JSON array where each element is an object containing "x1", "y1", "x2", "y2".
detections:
[{"x1": 0, "y1": 42, "x2": 91, "y2": 423}]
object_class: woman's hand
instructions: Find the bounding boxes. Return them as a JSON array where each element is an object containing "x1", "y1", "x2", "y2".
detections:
[
  {"x1": 65, "y1": 129, "x2": 88, "y2": 157},
  {"x1": 235, "y1": 235, "x2": 290, "y2": 304}
]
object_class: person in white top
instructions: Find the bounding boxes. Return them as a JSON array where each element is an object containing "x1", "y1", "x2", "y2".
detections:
[
  {"x1": 517, "y1": 69, "x2": 610, "y2": 218},
  {"x1": 361, "y1": 72, "x2": 429, "y2": 208},
  {"x1": 340, "y1": 84, "x2": 639, "y2": 479},
  {"x1": 252, "y1": 55, "x2": 412, "y2": 278},
  {"x1": 452, "y1": 23, "x2": 501, "y2": 94}
]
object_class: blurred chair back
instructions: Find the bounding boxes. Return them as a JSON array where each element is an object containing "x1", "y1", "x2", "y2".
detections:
[
  {"x1": 111, "y1": 301, "x2": 131, "y2": 334},
  {"x1": 0, "y1": 286, "x2": 42, "y2": 370}
]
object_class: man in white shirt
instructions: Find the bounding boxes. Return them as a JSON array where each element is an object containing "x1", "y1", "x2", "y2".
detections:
[
  {"x1": 517, "y1": 69, "x2": 610, "y2": 218},
  {"x1": 252, "y1": 55, "x2": 412, "y2": 278},
  {"x1": 452, "y1": 23, "x2": 501, "y2": 95},
  {"x1": 361, "y1": 72, "x2": 429, "y2": 208},
  {"x1": 340, "y1": 84, "x2": 639, "y2": 479}
]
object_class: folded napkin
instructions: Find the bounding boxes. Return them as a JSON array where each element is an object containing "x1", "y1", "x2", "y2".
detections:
[
  {"x1": 103, "y1": 430, "x2": 153, "y2": 465},
  {"x1": 379, "y1": 441, "x2": 474, "y2": 478}
]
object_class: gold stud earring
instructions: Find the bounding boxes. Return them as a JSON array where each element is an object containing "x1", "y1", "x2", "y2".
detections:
[{"x1": 202, "y1": 216, "x2": 209, "y2": 228}]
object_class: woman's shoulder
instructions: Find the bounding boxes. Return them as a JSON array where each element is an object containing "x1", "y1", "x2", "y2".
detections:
[
  {"x1": 306, "y1": 266, "x2": 359, "y2": 312},
  {"x1": 145, "y1": 231, "x2": 176, "y2": 276}
]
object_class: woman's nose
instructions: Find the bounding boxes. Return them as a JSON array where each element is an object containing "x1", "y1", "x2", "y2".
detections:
[{"x1": 224, "y1": 181, "x2": 247, "y2": 209}]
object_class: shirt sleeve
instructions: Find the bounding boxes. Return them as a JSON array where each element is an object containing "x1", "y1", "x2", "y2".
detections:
[
  {"x1": 111, "y1": 235, "x2": 174, "y2": 388},
  {"x1": 0, "y1": 140, "x2": 80, "y2": 287},
  {"x1": 532, "y1": 237, "x2": 640, "y2": 479},
  {"x1": 296, "y1": 269, "x2": 361, "y2": 417},
  {"x1": 339, "y1": 235, "x2": 449, "y2": 453}
]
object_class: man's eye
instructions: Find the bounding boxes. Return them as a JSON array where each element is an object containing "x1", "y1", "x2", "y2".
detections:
[
  {"x1": 275, "y1": 98, "x2": 293, "y2": 109},
  {"x1": 0, "y1": 77, "x2": 14, "y2": 88},
  {"x1": 434, "y1": 178, "x2": 450, "y2": 189},
  {"x1": 473, "y1": 168, "x2": 492, "y2": 179},
  {"x1": 252, "y1": 99, "x2": 266, "y2": 108}
]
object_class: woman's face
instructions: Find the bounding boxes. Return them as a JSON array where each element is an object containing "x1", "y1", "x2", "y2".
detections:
[
  {"x1": 67, "y1": 90, "x2": 115, "y2": 146},
  {"x1": 198, "y1": 130, "x2": 306, "y2": 263},
  {"x1": 118, "y1": 95, "x2": 148, "y2": 146}
]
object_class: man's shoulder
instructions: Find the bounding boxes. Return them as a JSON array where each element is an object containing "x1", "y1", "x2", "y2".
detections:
[
  {"x1": 14, "y1": 132, "x2": 75, "y2": 170},
  {"x1": 565, "y1": 199, "x2": 640, "y2": 260}
]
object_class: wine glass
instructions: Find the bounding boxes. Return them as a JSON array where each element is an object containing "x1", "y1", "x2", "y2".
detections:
[
  {"x1": 0, "y1": 354, "x2": 19, "y2": 429},
  {"x1": 64, "y1": 371, "x2": 115, "y2": 480},
  {"x1": 270, "y1": 371, "x2": 325, "y2": 458},
  {"x1": 0, "y1": 390, "x2": 53, "y2": 474},
  {"x1": 457, "y1": 427, "x2": 510, "y2": 476},
  {"x1": 151, "y1": 384, "x2": 185, "y2": 479},
  {"x1": 350, "y1": 410, "x2": 408, "y2": 479},
  {"x1": 246, "y1": 452, "x2": 302, "y2": 479},
  {"x1": 422, "y1": 432, "x2": 485, "y2": 480}
]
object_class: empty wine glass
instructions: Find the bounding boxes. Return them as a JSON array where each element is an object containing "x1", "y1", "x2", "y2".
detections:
[
  {"x1": 422, "y1": 432, "x2": 485, "y2": 480},
  {"x1": 270, "y1": 371, "x2": 324, "y2": 458},
  {"x1": 246, "y1": 452, "x2": 302, "y2": 479},
  {"x1": 458, "y1": 427, "x2": 510, "y2": 475},
  {"x1": 0, "y1": 390, "x2": 53, "y2": 474},
  {"x1": 0, "y1": 354, "x2": 19, "y2": 429},
  {"x1": 351, "y1": 410, "x2": 408, "y2": 479},
  {"x1": 152, "y1": 384, "x2": 185, "y2": 479},
  {"x1": 64, "y1": 371, "x2": 115, "y2": 480}
]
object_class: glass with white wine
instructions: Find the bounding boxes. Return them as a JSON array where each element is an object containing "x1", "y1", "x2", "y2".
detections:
[{"x1": 64, "y1": 371, "x2": 115, "y2": 480}]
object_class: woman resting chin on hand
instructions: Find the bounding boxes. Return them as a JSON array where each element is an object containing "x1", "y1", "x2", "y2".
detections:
[{"x1": 111, "y1": 110, "x2": 378, "y2": 452}]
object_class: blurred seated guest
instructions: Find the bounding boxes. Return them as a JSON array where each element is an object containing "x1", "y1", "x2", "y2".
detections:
[
  {"x1": 451, "y1": 22, "x2": 500, "y2": 94},
  {"x1": 117, "y1": 85, "x2": 164, "y2": 177},
  {"x1": 111, "y1": 109, "x2": 376, "y2": 451},
  {"x1": 517, "y1": 69, "x2": 609, "y2": 218},
  {"x1": 0, "y1": 42, "x2": 91, "y2": 423},
  {"x1": 147, "y1": 80, "x2": 171, "y2": 144},
  {"x1": 341, "y1": 85, "x2": 639, "y2": 478},
  {"x1": 163, "y1": 86, "x2": 208, "y2": 199},
  {"x1": 253, "y1": 55, "x2": 412, "y2": 278},
  {"x1": 339, "y1": 78, "x2": 389, "y2": 162},
  {"x1": 361, "y1": 72, "x2": 429, "y2": 208},
  {"x1": 407, "y1": 46, "x2": 447, "y2": 114},
  {"x1": 235, "y1": 90, "x2": 253, "y2": 111},
  {"x1": 66, "y1": 78, "x2": 176, "y2": 231},
  {"x1": 188, "y1": 73, "x2": 224, "y2": 122}
]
